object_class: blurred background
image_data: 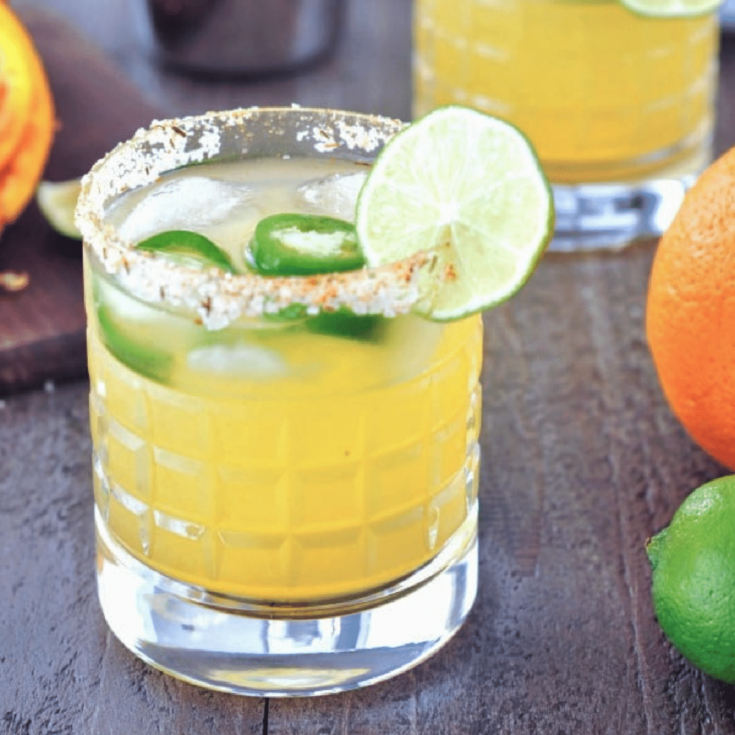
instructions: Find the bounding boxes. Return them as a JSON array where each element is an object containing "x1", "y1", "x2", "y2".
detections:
[
  {"x1": 12, "y1": 0, "x2": 413, "y2": 121},
  {"x1": 5, "y1": 0, "x2": 735, "y2": 393}
]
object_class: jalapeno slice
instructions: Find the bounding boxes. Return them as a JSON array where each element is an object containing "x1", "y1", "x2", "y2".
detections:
[
  {"x1": 136, "y1": 230, "x2": 236, "y2": 273},
  {"x1": 248, "y1": 213, "x2": 364, "y2": 276}
]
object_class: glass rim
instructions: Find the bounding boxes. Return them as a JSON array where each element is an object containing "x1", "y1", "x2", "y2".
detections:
[{"x1": 75, "y1": 106, "x2": 434, "y2": 330}]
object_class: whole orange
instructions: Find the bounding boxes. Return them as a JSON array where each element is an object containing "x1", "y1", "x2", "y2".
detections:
[{"x1": 646, "y1": 147, "x2": 735, "y2": 470}]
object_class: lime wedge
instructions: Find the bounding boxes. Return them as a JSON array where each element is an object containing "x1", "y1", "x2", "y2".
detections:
[
  {"x1": 36, "y1": 179, "x2": 82, "y2": 239},
  {"x1": 356, "y1": 105, "x2": 553, "y2": 321},
  {"x1": 249, "y1": 213, "x2": 364, "y2": 276},
  {"x1": 136, "y1": 230, "x2": 236, "y2": 273},
  {"x1": 618, "y1": 0, "x2": 721, "y2": 16},
  {"x1": 97, "y1": 305, "x2": 173, "y2": 382}
]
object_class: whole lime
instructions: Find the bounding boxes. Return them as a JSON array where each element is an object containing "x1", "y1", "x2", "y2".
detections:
[{"x1": 647, "y1": 476, "x2": 735, "y2": 684}]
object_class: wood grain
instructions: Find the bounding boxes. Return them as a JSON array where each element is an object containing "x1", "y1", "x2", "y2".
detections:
[{"x1": 2, "y1": 2, "x2": 735, "y2": 734}]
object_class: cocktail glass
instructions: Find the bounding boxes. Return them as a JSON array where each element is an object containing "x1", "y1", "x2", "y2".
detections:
[
  {"x1": 413, "y1": 0, "x2": 720, "y2": 251},
  {"x1": 75, "y1": 107, "x2": 482, "y2": 696}
]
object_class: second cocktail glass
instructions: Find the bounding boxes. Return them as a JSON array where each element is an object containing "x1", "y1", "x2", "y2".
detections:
[
  {"x1": 414, "y1": 0, "x2": 720, "y2": 250},
  {"x1": 76, "y1": 107, "x2": 482, "y2": 697}
]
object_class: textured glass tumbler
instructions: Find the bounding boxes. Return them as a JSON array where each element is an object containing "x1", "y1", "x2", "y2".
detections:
[
  {"x1": 414, "y1": 0, "x2": 720, "y2": 251},
  {"x1": 76, "y1": 107, "x2": 482, "y2": 697}
]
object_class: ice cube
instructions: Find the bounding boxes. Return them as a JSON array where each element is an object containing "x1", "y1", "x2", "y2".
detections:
[
  {"x1": 187, "y1": 343, "x2": 288, "y2": 378},
  {"x1": 297, "y1": 171, "x2": 368, "y2": 221},
  {"x1": 118, "y1": 176, "x2": 253, "y2": 243}
]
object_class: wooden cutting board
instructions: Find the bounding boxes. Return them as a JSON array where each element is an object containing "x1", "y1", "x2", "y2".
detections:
[{"x1": 0, "y1": 7, "x2": 163, "y2": 395}]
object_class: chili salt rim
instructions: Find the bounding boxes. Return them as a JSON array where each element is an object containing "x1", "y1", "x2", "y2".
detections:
[{"x1": 74, "y1": 106, "x2": 436, "y2": 330}]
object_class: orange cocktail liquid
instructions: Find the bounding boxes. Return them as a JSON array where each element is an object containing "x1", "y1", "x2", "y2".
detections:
[
  {"x1": 86, "y1": 158, "x2": 482, "y2": 603},
  {"x1": 413, "y1": 0, "x2": 718, "y2": 183}
]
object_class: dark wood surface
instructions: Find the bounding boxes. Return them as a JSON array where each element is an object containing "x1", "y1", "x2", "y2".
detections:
[{"x1": 3, "y1": 1, "x2": 735, "y2": 733}]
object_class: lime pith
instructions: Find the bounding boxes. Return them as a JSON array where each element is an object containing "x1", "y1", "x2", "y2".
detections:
[
  {"x1": 619, "y1": 0, "x2": 722, "y2": 17},
  {"x1": 36, "y1": 178, "x2": 82, "y2": 239}
]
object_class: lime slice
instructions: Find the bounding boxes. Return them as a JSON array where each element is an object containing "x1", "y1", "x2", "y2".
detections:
[
  {"x1": 93, "y1": 277, "x2": 174, "y2": 382},
  {"x1": 136, "y1": 230, "x2": 236, "y2": 273},
  {"x1": 249, "y1": 213, "x2": 364, "y2": 276},
  {"x1": 36, "y1": 179, "x2": 82, "y2": 239},
  {"x1": 356, "y1": 105, "x2": 553, "y2": 321},
  {"x1": 96, "y1": 305, "x2": 173, "y2": 382},
  {"x1": 618, "y1": 0, "x2": 721, "y2": 17}
]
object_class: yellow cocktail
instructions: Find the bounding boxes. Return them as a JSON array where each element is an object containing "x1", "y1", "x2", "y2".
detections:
[
  {"x1": 414, "y1": 0, "x2": 719, "y2": 246},
  {"x1": 414, "y1": 0, "x2": 717, "y2": 182},
  {"x1": 77, "y1": 107, "x2": 483, "y2": 696},
  {"x1": 87, "y1": 266, "x2": 482, "y2": 601}
]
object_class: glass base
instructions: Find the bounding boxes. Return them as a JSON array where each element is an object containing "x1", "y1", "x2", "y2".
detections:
[
  {"x1": 547, "y1": 137, "x2": 711, "y2": 252},
  {"x1": 95, "y1": 509, "x2": 478, "y2": 697},
  {"x1": 548, "y1": 176, "x2": 693, "y2": 252}
]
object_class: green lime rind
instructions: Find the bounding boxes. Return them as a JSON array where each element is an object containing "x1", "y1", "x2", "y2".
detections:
[
  {"x1": 647, "y1": 475, "x2": 735, "y2": 684},
  {"x1": 249, "y1": 213, "x2": 364, "y2": 276},
  {"x1": 136, "y1": 230, "x2": 237, "y2": 273},
  {"x1": 619, "y1": 0, "x2": 722, "y2": 17},
  {"x1": 97, "y1": 305, "x2": 173, "y2": 382},
  {"x1": 36, "y1": 179, "x2": 83, "y2": 240},
  {"x1": 356, "y1": 105, "x2": 553, "y2": 322}
]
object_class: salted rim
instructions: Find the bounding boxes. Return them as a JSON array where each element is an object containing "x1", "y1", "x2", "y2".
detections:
[{"x1": 75, "y1": 106, "x2": 436, "y2": 330}]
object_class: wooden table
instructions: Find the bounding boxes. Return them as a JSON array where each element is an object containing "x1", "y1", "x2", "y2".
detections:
[{"x1": 3, "y1": 2, "x2": 735, "y2": 732}]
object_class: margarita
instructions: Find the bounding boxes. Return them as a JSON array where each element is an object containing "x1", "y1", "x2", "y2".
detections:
[
  {"x1": 76, "y1": 106, "x2": 551, "y2": 696},
  {"x1": 414, "y1": 0, "x2": 718, "y2": 183},
  {"x1": 85, "y1": 155, "x2": 483, "y2": 601}
]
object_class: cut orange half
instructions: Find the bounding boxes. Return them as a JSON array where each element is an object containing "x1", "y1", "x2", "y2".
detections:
[
  {"x1": 0, "y1": 4, "x2": 37, "y2": 172},
  {"x1": 0, "y1": 3, "x2": 55, "y2": 226}
]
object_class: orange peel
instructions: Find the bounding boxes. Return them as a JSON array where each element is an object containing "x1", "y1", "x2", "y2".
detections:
[
  {"x1": 0, "y1": 4, "x2": 36, "y2": 172},
  {"x1": 0, "y1": 3, "x2": 55, "y2": 229}
]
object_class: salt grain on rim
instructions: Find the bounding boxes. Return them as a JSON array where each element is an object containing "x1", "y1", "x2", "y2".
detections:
[{"x1": 75, "y1": 106, "x2": 434, "y2": 330}]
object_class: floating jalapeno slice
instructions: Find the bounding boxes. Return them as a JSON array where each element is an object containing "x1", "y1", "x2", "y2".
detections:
[
  {"x1": 136, "y1": 230, "x2": 236, "y2": 273},
  {"x1": 305, "y1": 308, "x2": 388, "y2": 343},
  {"x1": 248, "y1": 213, "x2": 365, "y2": 276}
]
